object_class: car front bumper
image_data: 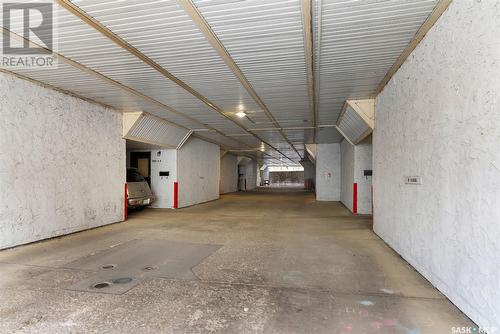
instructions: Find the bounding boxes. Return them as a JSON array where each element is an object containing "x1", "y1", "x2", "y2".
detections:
[{"x1": 128, "y1": 196, "x2": 155, "y2": 208}]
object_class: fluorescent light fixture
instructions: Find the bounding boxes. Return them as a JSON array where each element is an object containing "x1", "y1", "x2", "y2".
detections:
[{"x1": 235, "y1": 111, "x2": 246, "y2": 118}]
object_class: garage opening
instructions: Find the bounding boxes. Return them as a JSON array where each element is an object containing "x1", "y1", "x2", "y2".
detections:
[{"x1": 262, "y1": 166, "x2": 305, "y2": 188}]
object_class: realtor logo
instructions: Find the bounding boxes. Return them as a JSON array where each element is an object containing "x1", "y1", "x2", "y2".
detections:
[{"x1": 1, "y1": 1, "x2": 57, "y2": 67}]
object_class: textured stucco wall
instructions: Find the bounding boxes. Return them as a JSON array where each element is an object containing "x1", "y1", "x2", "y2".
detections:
[
  {"x1": 374, "y1": 0, "x2": 500, "y2": 329},
  {"x1": 177, "y1": 137, "x2": 220, "y2": 207},
  {"x1": 220, "y1": 154, "x2": 238, "y2": 194},
  {"x1": 244, "y1": 161, "x2": 257, "y2": 190},
  {"x1": 341, "y1": 140, "x2": 372, "y2": 214},
  {"x1": 127, "y1": 149, "x2": 177, "y2": 208},
  {"x1": 316, "y1": 143, "x2": 341, "y2": 201},
  {"x1": 150, "y1": 149, "x2": 177, "y2": 208},
  {"x1": 262, "y1": 166, "x2": 270, "y2": 181},
  {"x1": 340, "y1": 140, "x2": 355, "y2": 211},
  {"x1": 354, "y1": 143, "x2": 372, "y2": 214},
  {"x1": 0, "y1": 72, "x2": 125, "y2": 249}
]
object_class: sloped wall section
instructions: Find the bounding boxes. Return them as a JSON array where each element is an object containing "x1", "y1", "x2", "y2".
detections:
[
  {"x1": 0, "y1": 72, "x2": 125, "y2": 249},
  {"x1": 374, "y1": 0, "x2": 500, "y2": 329},
  {"x1": 220, "y1": 154, "x2": 238, "y2": 194},
  {"x1": 177, "y1": 137, "x2": 220, "y2": 207}
]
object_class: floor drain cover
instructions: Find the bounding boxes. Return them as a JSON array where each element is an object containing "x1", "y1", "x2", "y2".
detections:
[
  {"x1": 100, "y1": 264, "x2": 117, "y2": 270},
  {"x1": 113, "y1": 277, "x2": 133, "y2": 284},
  {"x1": 92, "y1": 282, "x2": 112, "y2": 289}
]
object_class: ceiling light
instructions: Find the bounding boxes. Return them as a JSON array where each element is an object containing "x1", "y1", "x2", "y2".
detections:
[{"x1": 235, "y1": 111, "x2": 246, "y2": 118}]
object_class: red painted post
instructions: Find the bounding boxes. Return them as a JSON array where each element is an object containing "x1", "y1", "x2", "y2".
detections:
[
  {"x1": 124, "y1": 183, "x2": 128, "y2": 221},
  {"x1": 353, "y1": 183, "x2": 358, "y2": 214},
  {"x1": 173, "y1": 182, "x2": 178, "y2": 209},
  {"x1": 371, "y1": 185, "x2": 374, "y2": 222}
]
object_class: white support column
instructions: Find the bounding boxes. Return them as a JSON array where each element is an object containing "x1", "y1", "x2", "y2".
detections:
[{"x1": 315, "y1": 143, "x2": 341, "y2": 201}]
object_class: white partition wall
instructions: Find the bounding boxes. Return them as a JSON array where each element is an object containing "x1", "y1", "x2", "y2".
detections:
[
  {"x1": 340, "y1": 140, "x2": 355, "y2": 210},
  {"x1": 241, "y1": 161, "x2": 257, "y2": 191},
  {"x1": 374, "y1": 0, "x2": 500, "y2": 329},
  {"x1": 220, "y1": 154, "x2": 238, "y2": 194},
  {"x1": 126, "y1": 148, "x2": 177, "y2": 209},
  {"x1": 0, "y1": 72, "x2": 125, "y2": 249},
  {"x1": 315, "y1": 144, "x2": 341, "y2": 201},
  {"x1": 177, "y1": 137, "x2": 220, "y2": 208},
  {"x1": 340, "y1": 140, "x2": 372, "y2": 214}
]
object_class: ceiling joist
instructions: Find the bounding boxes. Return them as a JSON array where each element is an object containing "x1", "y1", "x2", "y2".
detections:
[
  {"x1": 301, "y1": 0, "x2": 316, "y2": 141},
  {"x1": 178, "y1": 0, "x2": 303, "y2": 160},
  {"x1": 1, "y1": 27, "x2": 288, "y2": 163},
  {"x1": 56, "y1": 0, "x2": 297, "y2": 164}
]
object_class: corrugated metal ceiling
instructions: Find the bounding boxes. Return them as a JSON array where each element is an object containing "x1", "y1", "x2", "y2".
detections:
[
  {"x1": 2, "y1": 0, "x2": 441, "y2": 165},
  {"x1": 316, "y1": 0, "x2": 439, "y2": 125}
]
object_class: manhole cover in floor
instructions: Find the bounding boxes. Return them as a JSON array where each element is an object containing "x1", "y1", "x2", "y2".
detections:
[{"x1": 92, "y1": 282, "x2": 112, "y2": 289}]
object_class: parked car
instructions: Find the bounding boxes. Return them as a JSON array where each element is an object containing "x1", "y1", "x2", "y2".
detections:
[{"x1": 126, "y1": 168, "x2": 155, "y2": 209}]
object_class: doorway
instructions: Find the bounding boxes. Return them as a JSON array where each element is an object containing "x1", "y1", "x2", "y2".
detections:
[{"x1": 130, "y1": 151, "x2": 151, "y2": 186}]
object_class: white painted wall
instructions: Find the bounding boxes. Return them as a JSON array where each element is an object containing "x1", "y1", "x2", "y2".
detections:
[
  {"x1": 150, "y1": 149, "x2": 177, "y2": 208},
  {"x1": 127, "y1": 149, "x2": 177, "y2": 209},
  {"x1": 354, "y1": 143, "x2": 372, "y2": 214},
  {"x1": 220, "y1": 153, "x2": 238, "y2": 194},
  {"x1": 238, "y1": 160, "x2": 257, "y2": 191},
  {"x1": 315, "y1": 143, "x2": 341, "y2": 201},
  {"x1": 244, "y1": 161, "x2": 257, "y2": 190},
  {"x1": 262, "y1": 166, "x2": 270, "y2": 181},
  {"x1": 0, "y1": 72, "x2": 125, "y2": 249},
  {"x1": 341, "y1": 140, "x2": 373, "y2": 214},
  {"x1": 177, "y1": 137, "x2": 220, "y2": 207},
  {"x1": 340, "y1": 140, "x2": 355, "y2": 210},
  {"x1": 374, "y1": 0, "x2": 500, "y2": 329}
]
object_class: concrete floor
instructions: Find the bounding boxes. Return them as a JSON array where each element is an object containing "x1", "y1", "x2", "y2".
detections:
[{"x1": 0, "y1": 189, "x2": 474, "y2": 333}]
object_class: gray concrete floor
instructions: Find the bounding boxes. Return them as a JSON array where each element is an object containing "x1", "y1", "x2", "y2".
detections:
[{"x1": 0, "y1": 188, "x2": 474, "y2": 333}]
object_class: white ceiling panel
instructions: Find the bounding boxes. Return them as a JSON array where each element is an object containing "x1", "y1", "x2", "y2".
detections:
[
  {"x1": 2, "y1": 0, "x2": 443, "y2": 165},
  {"x1": 192, "y1": 0, "x2": 311, "y2": 129},
  {"x1": 316, "y1": 0, "x2": 439, "y2": 125},
  {"x1": 52, "y1": 5, "x2": 250, "y2": 136},
  {"x1": 71, "y1": 0, "x2": 263, "y2": 116},
  {"x1": 10, "y1": 63, "x2": 202, "y2": 129}
]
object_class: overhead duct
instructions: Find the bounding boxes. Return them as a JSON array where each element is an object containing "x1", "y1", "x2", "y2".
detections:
[
  {"x1": 336, "y1": 99, "x2": 375, "y2": 145},
  {"x1": 305, "y1": 144, "x2": 316, "y2": 163},
  {"x1": 123, "y1": 112, "x2": 192, "y2": 149}
]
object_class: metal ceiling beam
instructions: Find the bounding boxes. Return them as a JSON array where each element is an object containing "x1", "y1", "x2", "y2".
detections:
[
  {"x1": 301, "y1": 0, "x2": 316, "y2": 143},
  {"x1": 371, "y1": 0, "x2": 453, "y2": 97},
  {"x1": 56, "y1": 0, "x2": 297, "y2": 164},
  {"x1": 3, "y1": 65, "x2": 241, "y2": 155},
  {"x1": 313, "y1": 0, "x2": 323, "y2": 144},
  {"x1": 178, "y1": 0, "x2": 303, "y2": 160},
  {"x1": 1, "y1": 27, "x2": 261, "y2": 157}
]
